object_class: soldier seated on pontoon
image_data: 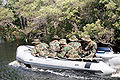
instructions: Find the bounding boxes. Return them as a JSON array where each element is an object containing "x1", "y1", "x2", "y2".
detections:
[
  {"x1": 31, "y1": 39, "x2": 49, "y2": 57},
  {"x1": 81, "y1": 35, "x2": 97, "y2": 59}
]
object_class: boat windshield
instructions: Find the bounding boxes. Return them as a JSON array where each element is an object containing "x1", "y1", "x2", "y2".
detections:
[{"x1": 96, "y1": 47, "x2": 111, "y2": 52}]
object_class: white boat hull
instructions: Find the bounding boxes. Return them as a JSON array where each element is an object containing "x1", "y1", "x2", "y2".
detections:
[
  {"x1": 96, "y1": 53, "x2": 120, "y2": 69},
  {"x1": 16, "y1": 45, "x2": 116, "y2": 75}
]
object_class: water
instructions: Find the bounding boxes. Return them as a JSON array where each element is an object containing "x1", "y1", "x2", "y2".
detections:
[
  {"x1": 0, "y1": 43, "x2": 119, "y2": 80},
  {"x1": 0, "y1": 36, "x2": 5, "y2": 44}
]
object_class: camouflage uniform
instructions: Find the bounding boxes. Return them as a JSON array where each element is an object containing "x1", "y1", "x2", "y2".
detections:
[
  {"x1": 67, "y1": 35, "x2": 81, "y2": 59},
  {"x1": 67, "y1": 49, "x2": 81, "y2": 59},
  {"x1": 31, "y1": 39, "x2": 49, "y2": 57},
  {"x1": 68, "y1": 42, "x2": 81, "y2": 51},
  {"x1": 59, "y1": 44, "x2": 73, "y2": 58},
  {"x1": 49, "y1": 40, "x2": 60, "y2": 57},
  {"x1": 31, "y1": 48, "x2": 38, "y2": 56},
  {"x1": 49, "y1": 35, "x2": 60, "y2": 57},
  {"x1": 81, "y1": 35, "x2": 97, "y2": 58},
  {"x1": 37, "y1": 43, "x2": 49, "y2": 56},
  {"x1": 57, "y1": 39, "x2": 72, "y2": 58}
]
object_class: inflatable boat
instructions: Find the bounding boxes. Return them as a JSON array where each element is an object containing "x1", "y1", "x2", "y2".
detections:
[
  {"x1": 16, "y1": 45, "x2": 116, "y2": 75},
  {"x1": 95, "y1": 47, "x2": 120, "y2": 69}
]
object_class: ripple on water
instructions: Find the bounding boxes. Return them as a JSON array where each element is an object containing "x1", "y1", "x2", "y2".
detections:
[{"x1": 7, "y1": 61, "x2": 117, "y2": 80}]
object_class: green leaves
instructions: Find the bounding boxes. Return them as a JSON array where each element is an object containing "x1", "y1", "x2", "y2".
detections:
[
  {"x1": 0, "y1": 0, "x2": 120, "y2": 45},
  {"x1": 83, "y1": 19, "x2": 104, "y2": 36},
  {"x1": 0, "y1": 7, "x2": 14, "y2": 21}
]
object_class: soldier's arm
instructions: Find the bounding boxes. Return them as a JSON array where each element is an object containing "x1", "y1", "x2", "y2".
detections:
[
  {"x1": 31, "y1": 48, "x2": 37, "y2": 56},
  {"x1": 91, "y1": 42, "x2": 97, "y2": 53}
]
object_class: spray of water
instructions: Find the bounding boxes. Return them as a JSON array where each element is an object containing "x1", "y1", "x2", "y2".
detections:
[{"x1": 9, "y1": 60, "x2": 113, "y2": 80}]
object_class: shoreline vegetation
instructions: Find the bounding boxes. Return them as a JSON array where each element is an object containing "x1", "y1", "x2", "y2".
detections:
[{"x1": 0, "y1": 0, "x2": 120, "y2": 52}]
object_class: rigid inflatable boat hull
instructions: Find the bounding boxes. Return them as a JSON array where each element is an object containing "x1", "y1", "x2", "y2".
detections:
[{"x1": 16, "y1": 45, "x2": 116, "y2": 75}]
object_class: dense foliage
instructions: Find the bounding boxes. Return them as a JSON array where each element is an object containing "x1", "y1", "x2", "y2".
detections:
[{"x1": 0, "y1": 0, "x2": 120, "y2": 48}]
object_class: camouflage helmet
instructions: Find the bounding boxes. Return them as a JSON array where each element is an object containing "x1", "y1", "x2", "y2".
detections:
[
  {"x1": 32, "y1": 39, "x2": 41, "y2": 44},
  {"x1": 53, "y1": 35, "x2": 60, "y2": 39},
  {"x1": 69, "y1": 35, "x2": 78, "y2": 41},
  {"x1": 81, "y1": 35, "x2": 91, "y2": 42},
  {"x1": 59, "y1": 39, "x2": 67, "y2": 45}
]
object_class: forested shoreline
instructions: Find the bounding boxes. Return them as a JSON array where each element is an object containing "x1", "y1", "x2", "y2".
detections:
[{"x1": 0, "y1": 0, "x2": 120, "y2": 51}]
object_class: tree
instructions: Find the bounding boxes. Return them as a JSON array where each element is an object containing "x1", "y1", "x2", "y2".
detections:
[{"x1": 0, "y1": 0, "x2": 120, "y2": 49}]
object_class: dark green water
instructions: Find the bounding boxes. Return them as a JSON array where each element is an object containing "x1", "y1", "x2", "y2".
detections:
[{"x1": 0, "y1": 43, "x2": 119, "y2": 80}]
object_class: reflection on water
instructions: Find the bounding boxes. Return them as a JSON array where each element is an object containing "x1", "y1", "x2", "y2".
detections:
[{"x1": 0, "y1": 43, "x2": 119, "y2": 80}]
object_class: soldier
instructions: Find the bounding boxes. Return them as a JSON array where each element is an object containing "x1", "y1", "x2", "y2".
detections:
[
  {"x1": 31, "y1": 39, "x2": 41, "y2": 57},
  {"x1": 67, "y1": 35, "x2": 82, "y2": 59},
  {"x1": 31, "y1": 39, "x2": 49, "y2": 57},
  {"x1": 68, "y1": 35, "x2": 81, "y2": 50},
  {"x1": 81, "y1": 35, "x2": 97, "y2": 59},
  {"x1": 49, "y1": 35, "x2": 60, "y2": 57},
  {"x1": 58, "y1": 39, "x2": 72, "y2": 58}
]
